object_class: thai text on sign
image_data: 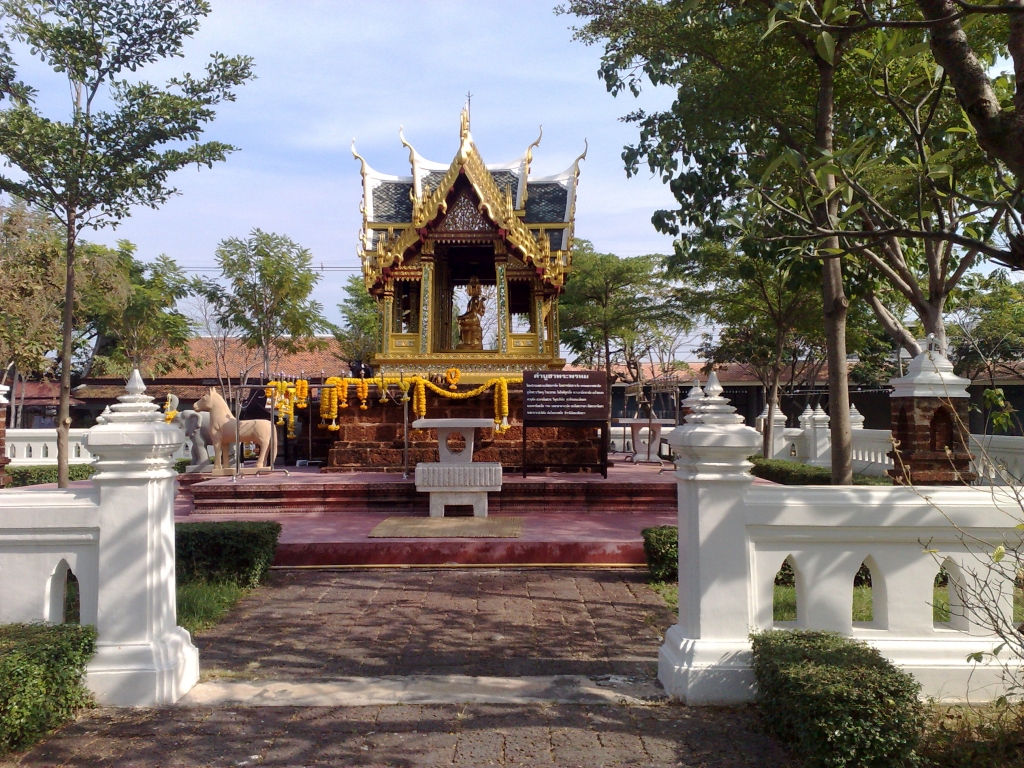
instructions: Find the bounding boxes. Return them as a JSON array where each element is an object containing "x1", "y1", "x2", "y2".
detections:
[{"x1": 523, "y1": 371, "x2": 608, "y2": 422}]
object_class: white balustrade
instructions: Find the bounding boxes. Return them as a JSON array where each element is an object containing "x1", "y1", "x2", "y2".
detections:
[
  {"x1": 850, "y1": 428, "x2": 894, "y2": 476},
  {"x1": 6, "y1": 427, "x2": 192, "y2": 466},
  {"x1": 660, "y1": 374, "x2": 1022, "y2": 705},
  {"x1": 0, "y1": 371, "x2": 198, "y2": 706}
]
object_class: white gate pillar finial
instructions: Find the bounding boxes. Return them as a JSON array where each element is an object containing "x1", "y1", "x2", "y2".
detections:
[
  {"x1": 81, "y1": 369, "x2": 198, "y2": 706},
  {"x1": 662, "y1": 371, "x2": 761, "y2": 704}
]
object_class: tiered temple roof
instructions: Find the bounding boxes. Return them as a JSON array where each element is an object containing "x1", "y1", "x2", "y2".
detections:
[{"x1": 352, "y1": 109, "x2": 585, "y2": 295}]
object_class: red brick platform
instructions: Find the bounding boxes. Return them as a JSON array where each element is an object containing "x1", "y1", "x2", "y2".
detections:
[
  {"x1": 322, "y1": 386, "x2": 602, "y2": 472},
  {"x1": 177, "y1": 462, "x2": 680, "y2": 567}
]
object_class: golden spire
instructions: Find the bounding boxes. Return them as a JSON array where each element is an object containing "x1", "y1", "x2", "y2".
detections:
[
  {"x1": 351, "y1": 139, "x2": 368, "y2": 181},
  {"x1": 399, "y1": 125, "x2": 421, "y2": 201},
  {"x1": 520, "y1": 125, "x2": 543, "y2": 209}
]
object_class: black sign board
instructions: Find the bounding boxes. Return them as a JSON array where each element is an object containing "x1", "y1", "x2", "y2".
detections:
[
  {"x1": 523, "y1": 370, "x2": 608, "y2": 422},
  {"x1": 521, "y1": 371, "x2": 609, "y2": 478}
]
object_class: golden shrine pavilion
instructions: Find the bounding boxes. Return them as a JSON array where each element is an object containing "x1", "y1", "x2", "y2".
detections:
[{"x1": 352, "y1": 108, "x2": 584, "y2": 382}]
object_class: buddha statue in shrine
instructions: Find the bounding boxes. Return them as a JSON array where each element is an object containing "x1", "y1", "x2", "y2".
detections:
[{"x1": 456, "y1": 277, "x2": 486, "y2": 351}]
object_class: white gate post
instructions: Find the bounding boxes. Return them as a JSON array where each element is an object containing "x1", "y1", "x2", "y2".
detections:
[
  {"x1": 82, "y1": 370, "x2": 198, "y2": 706},
  {"x1": 660, "y1": 372, "x2": 761, "y2": 704}
]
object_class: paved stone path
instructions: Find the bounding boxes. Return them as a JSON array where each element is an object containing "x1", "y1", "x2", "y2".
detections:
[{"x1": 3, "y1": 570, "x2": 798, "y2": 767}]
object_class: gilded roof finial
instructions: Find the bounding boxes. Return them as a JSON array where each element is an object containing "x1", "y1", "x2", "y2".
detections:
[
  {"x1": 573, "y1": 139, "x2": 589, "y2": 173},
  {"x1": 400, "y1": 125, "x2": 421, "y2": 201},
  {"x1": 351, "y1": 139, "x2": 368, "y2": 181},
  {"x1": 460, "y1": 104, "x2": 470, "y2": 142},
  {"x1": 519, "y1": 125, "x2": 543, "y2": 209}
]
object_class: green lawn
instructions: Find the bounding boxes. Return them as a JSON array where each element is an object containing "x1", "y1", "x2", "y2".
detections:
[
  {"x1": 650, "y1": 582, "x2": 1024, "y2": 625},
  {"x1": 176, "y1": 580, "x2": 248, "y2": 635}
]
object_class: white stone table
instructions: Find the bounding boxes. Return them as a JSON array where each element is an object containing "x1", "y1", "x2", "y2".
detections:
[{"x1": 412, "y1": 418, "x2": 501, "y2": 517}]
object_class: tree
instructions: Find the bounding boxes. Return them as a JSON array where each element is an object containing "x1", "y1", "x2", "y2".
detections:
[
  {"x1": 0, "y1": 0, "x2": 253, "y2": 486},
  {"x1": 680, "y1": 245, "x2": 825, "y2": 457},
  {"x1": 210, "y1": 228, "x2": 333, "y2": 382},
  {"x1": 0, "y1": 202, "x2": 63, "y2": 381},
  {"x1": 558, "y1": 240, "x2": 683, "y2": 394},
  {"x1": 565, "y1": 0, "x2": 1020, "y2": 482},
  {"x1": 334, "y1": 274, "x2": 379, "y2": 365},
  {"x1": 81, "y1": 245, "x2": 194, "y2": 379},
  {"x1": 566, "y1": 0, "x2": 859, "y2": 482}
]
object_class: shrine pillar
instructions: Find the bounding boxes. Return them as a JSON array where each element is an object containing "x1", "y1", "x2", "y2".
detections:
[
  {"x1": 495, "y1": 241, "x2": 510, "y2": 354},
  {"x1": 419, "y1": 243, "x2": 434, "y2": 355},
  {"x1": 382, "y1": 281, "x2": 394, "y2": 349}
]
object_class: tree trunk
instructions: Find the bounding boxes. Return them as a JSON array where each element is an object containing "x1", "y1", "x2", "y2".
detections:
[
  {"x1": 815, "y1": 60, "x2": 853, "y2": 484},
  {"x1": 57, "y1": 216, "x2": 77, "y2": 488},
  {"x1": 866, "y1": 291, "x2": 922, "y2": 356},
  {"x1": 762, "y1": 330, "x2": 786, "y2": 458}
]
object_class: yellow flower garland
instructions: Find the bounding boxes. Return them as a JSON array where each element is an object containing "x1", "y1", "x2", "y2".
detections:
[
  {"x1": 445, "y1": 367, "x2": 461, "y2": 390},
  {"x1": 294, "y1": 379, "x2": 309, "y2": 408},
  {"x1": 355, "y1": 378, "x2": 370, "y2": 410},
  {"x1": 312, "y1": 375, "x2": 519, "y2": 434}
]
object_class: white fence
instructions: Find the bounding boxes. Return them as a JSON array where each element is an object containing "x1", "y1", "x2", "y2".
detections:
[
  {"x1": 662, "y1": 375, "x2": 1022, "y2": 704},
  {"x1": 0, "y1": 373, "x2": 198, "y2": 706},
  {"x1": 763, "y1": 407, "x2": 1024, "y2": 484},
  {"x1": 5, "y1": 428, "x2": 192, "y2": 466}
]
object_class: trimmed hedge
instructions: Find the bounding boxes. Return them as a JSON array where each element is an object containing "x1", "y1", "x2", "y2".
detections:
[
  {"x1": 174, "y1": 458, "x2": 189, "y2": 474},
  {"x1": 176, "y1": 521, "x2": 282, "y2": 588},
  {"x1": 0, "y1": 623, "x2": 96, "y2": 754},
  {"x1": 751, "y1": 456, "x2": 832, "y2": 485},
  {"x1": 5, "y1": 465, "x2": 96, "y2": 488},
  {"x1": 750, "y1": 457, "x2": 893, "y2": 486},
  {"x1": 641, "y1": 525, "x2": 678, "y2": 582},
  {"x1": 751, "y1": 630, "x2": 925, "y2": 768}
]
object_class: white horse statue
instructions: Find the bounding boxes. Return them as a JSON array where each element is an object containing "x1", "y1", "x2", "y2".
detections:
[{"x1": 193, "y1": 388, "x2": 277, "y2": 471}]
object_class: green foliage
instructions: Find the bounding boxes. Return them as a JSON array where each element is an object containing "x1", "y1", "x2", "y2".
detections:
[
  {"x1": 0, "y1": 0, "x2": 252, "y2": 487},
  {"x1": 5, "y1": 464, "x2": 95, "y2": 487},
  {"x1": 949, "y1": 271, "x2": 1024, "y2": 400},
  {"x1": 0, "y1": 623, "x2": 96, "y2": 754},
  {"x1": 176, "y1": 521, "x2": 282, "y2": 588},
  {"x1": 177, "y1": 579, "x2": 247, "y2": 635},
  {"x1": 750, "y1": 457, "x2": 892, "y2": 486},
  {"x1": 82, "y1": 245, "x2": 194, "y2": 379},
  {"x1": 0, "y1": 203, "x2": 63, "y2": 376},
  {"x1": 751, "y1": 456, "x2": 833, "y2": 485},
  {"x1": 559, "y1": 240, "x2": 686, "y2": 383},
  {"x1": 207, "y1": 228, "x2": 333, "y2": 375},
  {"x1": 641, "y1": 525, "x2": 678, "y2": 582},
  {"x1": 751, "y1": 630, "x2": 925, "y2": 768},
  {"x1": 334, "y1": 273, "x2": 379, "y2": 364},
  {"x1": 919, "y1": 703, "x2": 1024, "y2": 768},
  {"x1": 174, "y1": 458, "x2": 189, "y2": 474}
]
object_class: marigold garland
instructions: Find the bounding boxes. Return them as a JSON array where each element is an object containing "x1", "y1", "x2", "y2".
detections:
[
  {"x1": 445, "y1": 367, "x2": 461, "y2": 390},
  {"x1": 294, "y1": 379, "x2": 309, "y2": 408},
  {"x1": 355, "y1": 377, "x2": 370, "y2": 410},
  {"x1": 319, "y1": 376, "x2": 343, "y2": 431},
  {"x1": 312, "y1": 374, "x2": 519, "y2": 434}
]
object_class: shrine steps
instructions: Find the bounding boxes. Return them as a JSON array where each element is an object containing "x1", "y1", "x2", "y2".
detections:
[
  {"x1": 186, "y1": 466, "x2": 676, "y2": 517},
  {"x1": 177, "y1": 464, "x2": 677, "y2": 567}
]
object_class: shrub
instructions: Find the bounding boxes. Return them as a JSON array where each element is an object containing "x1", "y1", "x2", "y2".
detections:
[
  {"x1": 751, "y1": 630, "x2": 925, "y2": 768},
  {"x1": 641, "y1": 525, "x2": 678, "y2": 582},
  {"x1": 751, "y1": 457, "x2": 831, "y2": 485},
  {"x1": 174, "y1": 458, "x2": 189, "y2": 474},
  {"x1": 176, "y1": 521, "x2": 282, "y2": 588},
  {"x1": 5, "y1": 464, "x2": 95, "y2": 488},
  {"x1": 750, "y1": 457, "x2": 893, "y2": 486},
  {"x1": 0, "y1": 623, "x2": 96, "y2": 754}
]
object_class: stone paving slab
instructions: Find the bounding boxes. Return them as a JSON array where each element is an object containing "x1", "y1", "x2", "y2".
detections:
[
  {"x1": 3, "y1": 703, "x2": 797, "y2": 767},
  {"x1": 195, "y1": 569, "x2": 674, "y2": 680},
  {"x1": 180, "y1": 674, "x2": 665, "y2": 707},
  {"x1": 0, "y1": 570, "x2": 799, "y2": 766}
]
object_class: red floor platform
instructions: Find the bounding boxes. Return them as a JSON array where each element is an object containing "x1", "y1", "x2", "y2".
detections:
[{"x1": 175, "y1": 460, "x2": 679, "y2": 567}]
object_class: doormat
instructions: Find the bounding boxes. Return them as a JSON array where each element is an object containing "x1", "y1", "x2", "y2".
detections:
[{"x1": 368, "y1": 516, "x2": 523, "y2": 538}]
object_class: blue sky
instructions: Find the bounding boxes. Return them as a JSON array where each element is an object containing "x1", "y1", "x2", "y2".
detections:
[{"x1": 12, "y1": 1, "x2": 680, "y2": 324}]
